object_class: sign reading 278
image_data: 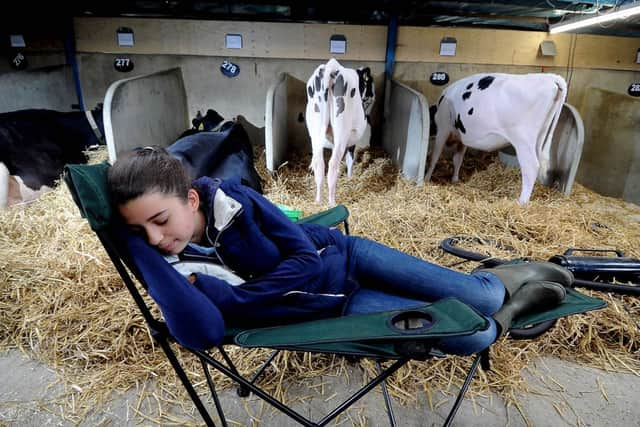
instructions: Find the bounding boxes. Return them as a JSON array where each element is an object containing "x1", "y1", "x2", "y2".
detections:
[{"x1": 221, "y1": 60, "x2": 240, "y2": 78}]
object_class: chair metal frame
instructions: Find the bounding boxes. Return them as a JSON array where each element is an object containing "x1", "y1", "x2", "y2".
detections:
[{"x1": 96, "y1": 220, "x2": 488, "y2": 427}]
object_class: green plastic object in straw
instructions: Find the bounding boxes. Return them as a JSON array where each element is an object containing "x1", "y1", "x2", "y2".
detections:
[{"x1": 277, "y1": 204, "x2": 303, "y2": 221}]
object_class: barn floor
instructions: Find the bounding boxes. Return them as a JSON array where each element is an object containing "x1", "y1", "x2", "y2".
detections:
[{"x1": 1, "y1": 348, "x2": 639, "y2": 426}]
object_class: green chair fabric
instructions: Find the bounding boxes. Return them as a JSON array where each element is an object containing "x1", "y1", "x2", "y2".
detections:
[
  {"x1": 64, "y1": 162, "x2": 113, "y2": 231},
  {"x1": 511, "y1": 287, "x2": 605, "y2": 329},
  {"x1": 295, "y1": 204, "x2": 349, "y2": 228},
  {"x1": 235, "y1": 298, "x2": 487, "y2": 349}
]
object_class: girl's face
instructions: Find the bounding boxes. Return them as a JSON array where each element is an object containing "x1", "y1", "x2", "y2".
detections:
[{"x1": 119, "y1": 189, "x2": 204, "y2": 255}]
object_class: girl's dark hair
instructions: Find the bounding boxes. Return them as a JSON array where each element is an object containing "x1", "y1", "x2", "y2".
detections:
[{"x1": 107, "y1": 146, "x2": 191, "y2": 206}]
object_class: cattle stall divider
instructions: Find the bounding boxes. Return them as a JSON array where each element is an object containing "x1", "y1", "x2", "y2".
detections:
[
  {"x1": 498, "y1": 103, "x2": 584, "y2": 197},
  {"x1": 103, "y1": 67, "x2": 189, "y2": 162}
]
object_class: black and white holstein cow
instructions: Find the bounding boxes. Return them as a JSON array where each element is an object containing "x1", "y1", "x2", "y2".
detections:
[
  {"x1": 0, "y1": 106, "x2": 105, "y2": 208},
  {"x1": 305, "y1": 58, "x2": 375, "y2": 205},
  {"x1": 426, "y1": 73, "x2": 567, "y2": 204}
]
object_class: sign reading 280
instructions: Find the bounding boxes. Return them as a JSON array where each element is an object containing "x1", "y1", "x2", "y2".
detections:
[
  {"x1": 114, "y1": 57, "x2": 134, "y2": 72},
  {"x1": 629, "y1": 83, "x2": 640, "y2": 97},
  {"x1": 220, "y1": 60, "x2": 240, "y2": 78},
  {"x1": 430, "y1": 72, "x2": 450, "y2": 86}
]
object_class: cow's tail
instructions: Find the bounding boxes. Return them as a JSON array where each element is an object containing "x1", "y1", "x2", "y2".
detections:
[
  {"x1": 537, "y1": 74, "x2": 568, "y2": 178},
  {"x1": 323, "y1": 58, "x2": 342, "y2": 97}
]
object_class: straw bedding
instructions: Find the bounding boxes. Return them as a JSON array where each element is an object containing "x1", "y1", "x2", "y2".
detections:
[{"x1": 0, "y1": 146, "x2": 638, "y2": 424}]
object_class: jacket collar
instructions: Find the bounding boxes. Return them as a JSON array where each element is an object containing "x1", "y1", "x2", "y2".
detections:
[
  {"x1": 193, "y1": 176, "x2": 242, "y2": 232},
  {"x1": 212, "y1": 187, "x2": 241, "y2": 231}
]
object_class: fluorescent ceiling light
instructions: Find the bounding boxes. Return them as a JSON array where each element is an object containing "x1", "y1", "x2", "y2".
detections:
[{"x1": 549, "y1": 3, "x2": 640, "y2": 34}]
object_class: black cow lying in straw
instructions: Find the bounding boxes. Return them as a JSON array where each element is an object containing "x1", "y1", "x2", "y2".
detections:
[{"x1": 0, "y1": 104, "x2": 105, "y2": 208}]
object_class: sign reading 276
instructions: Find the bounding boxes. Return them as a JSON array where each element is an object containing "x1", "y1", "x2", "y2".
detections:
[{"x1": 220, "y1": 60, "x2": 240, "y2": 78}]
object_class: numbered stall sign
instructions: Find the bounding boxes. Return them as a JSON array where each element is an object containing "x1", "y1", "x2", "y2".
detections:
[
  {"x1": 114, "y1": 57, "x2": 134, "y2": 72},
  {"x1": 220, "y1": 60, "x2": 240, "y2": 78},
  {"x1": 628, "y1": 83, "x2": 640, "y2": 97},
  {"x1": 430, "y1": 72, "x2": 449, "y2": 86},
  {"x1": 10, "y1": 51, "x2": 28, "y2": 70}
]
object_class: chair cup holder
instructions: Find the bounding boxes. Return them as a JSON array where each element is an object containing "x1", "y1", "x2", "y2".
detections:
[{"x1": 390, "y1": 311, "x2": 435, "y2": 333}]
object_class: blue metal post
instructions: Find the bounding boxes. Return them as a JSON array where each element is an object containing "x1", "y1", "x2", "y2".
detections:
[
  {"x1": 384, "y1": 14, "x2": 398, "y2": 78},
  {"x1": 64, "y1": 17, "x2": 85, "y2": 111}
]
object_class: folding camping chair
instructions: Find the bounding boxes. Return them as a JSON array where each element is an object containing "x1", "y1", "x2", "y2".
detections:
[{"x1": 64, "y1": 162, "x2": 607, "y2": 427}]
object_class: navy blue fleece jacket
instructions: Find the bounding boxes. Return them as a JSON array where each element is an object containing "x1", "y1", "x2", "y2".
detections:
[{"x1": 121, "y1": 177, "x2": 356, "y2": 350}]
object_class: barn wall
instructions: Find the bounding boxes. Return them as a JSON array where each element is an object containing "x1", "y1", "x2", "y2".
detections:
[
  {"x1": 14, "y1": 17, "x2": 634, "y2": 202},
  {"x1": 73, "y1": 17, "x2": 387, "y2": 60},
  {"x1": 73, "y1": 17, "x2": 387, "y2": 131},
  {"x1": 72, "y1": 17, "x2": 638, "y2": 131},
  {"x1": 577, "y1": 89, "x2": 640, "y2": 204},
  {"x1": 0, "y1": 31, "x2": 73, "y2": 112},
  {"x1": 0, "y1": 64, "x2": 78, "y2": 113}
]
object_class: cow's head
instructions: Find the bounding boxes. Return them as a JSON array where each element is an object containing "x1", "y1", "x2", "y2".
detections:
[
  {"x1": 193, "y1": 109, "x2": 225, "y2": 131},
  {"x1": 356, "y1": 67, "x2": 375, "y2": 116}
]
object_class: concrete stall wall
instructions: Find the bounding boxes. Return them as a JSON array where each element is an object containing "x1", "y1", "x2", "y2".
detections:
[
  {"x1": 0, "y1": 65, "x2": 77, "y2": 113},
  {"x1": 577, "y1": 89, "x2": 640, "y2": 204},
  {"x1": 382, "y1": 80, "x2": 430, "y2": 185},
  {"x1": 103, "y1": 68, "x2": 189, "y2": 162}
]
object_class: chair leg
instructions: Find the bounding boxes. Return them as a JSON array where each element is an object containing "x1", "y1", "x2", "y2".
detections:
[
  {"x1": 249, "y1": 350, "x2": 280, "y2": 383},
  {"x1": 155, "y1": 335, "x2": 217, "y2": 426},
  {"x1": 377, "y1": 361, "x2": 397, "y2": 427},
  {"x1": 217, "y1": 346, "x2": 279, "y2": 397},
  {"x1": 442, "y1": 352, "x2": 482, "y2": 427},
  {"x1": 200, "y1": 357, "x2": 228, "y2": 427}
]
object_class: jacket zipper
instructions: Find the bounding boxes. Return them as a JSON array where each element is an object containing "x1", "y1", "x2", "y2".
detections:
[{"x1": 205, "y1": 207, "x2": 243, "y2": 270}]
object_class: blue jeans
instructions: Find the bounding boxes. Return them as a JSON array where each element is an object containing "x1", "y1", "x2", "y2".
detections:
[{"x1": 343, "y1": 236, "x2": 504, "y2": 355}]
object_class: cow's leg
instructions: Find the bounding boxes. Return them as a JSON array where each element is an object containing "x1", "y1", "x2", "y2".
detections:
[
  {"x1": 345, "y1": 145, "x2": 356, "y2": 178},
  {"x1": 327, "y1": 139, "x2": 348, "y2": 206},
  {"x1": 512, "y1": 140, "x2": 539, "y2": 204},
  {"x1": 425, "y1": 131, "x2": 448, "y2": 182},
  {"x1": 0, "y1": 162, "x2": 9, "y2": 208},
  {"x1": 451, "y1": 144, "x2": 467, "y2": 183},
  {"x1": 309, "y1": 146, "x2": 325, "y2": 203},
  {"x1": 7, "y1": 176, "x2": 24, "y2": 206}
]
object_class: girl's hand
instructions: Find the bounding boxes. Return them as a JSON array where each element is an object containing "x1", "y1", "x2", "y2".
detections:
[{"x1": 187, "y1": 273, "x2": 197, "y2": 284}]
